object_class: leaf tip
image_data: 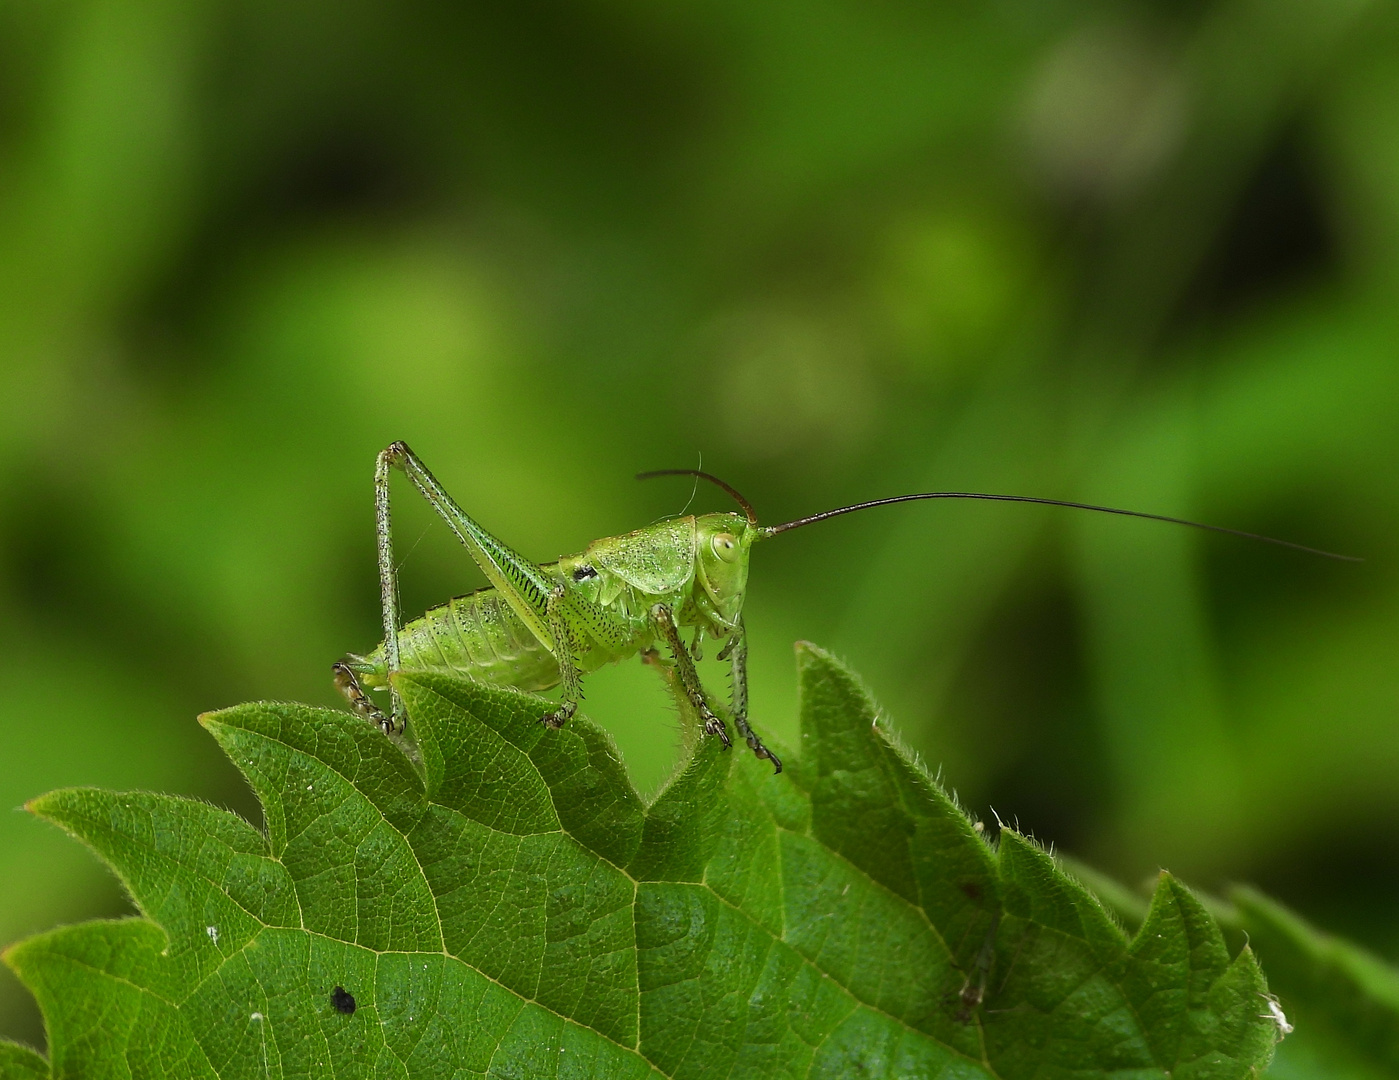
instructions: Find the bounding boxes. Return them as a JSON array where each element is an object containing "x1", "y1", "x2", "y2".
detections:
[
  {"x1": 23, "y1": 790, "x2": 68, "y2": 824},
  {"x1": 1151, "y1": 869, "x2": 1197, "y2": 911},
  {"x1": 198, "y1": 714, "x2": 236, "y2": 745},
  {"x1": 198, "y1": 703, "x2": 267, "y2": 734},
  {"x1": 0, "y1": 937, "x2": 29, "y2": 978}
]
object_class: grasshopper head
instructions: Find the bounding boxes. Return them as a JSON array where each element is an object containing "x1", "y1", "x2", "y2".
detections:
[{"x1": 693, "y1": 512, "x2": 758, "y2": 628}]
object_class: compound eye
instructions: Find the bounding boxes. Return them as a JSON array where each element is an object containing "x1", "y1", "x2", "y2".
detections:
[
  {"x1": 572, "y1": 565, "x2": 598, "y2": 582},
  {"x1": 711, "y1": 534, "x2": 739, "y2": 563}
]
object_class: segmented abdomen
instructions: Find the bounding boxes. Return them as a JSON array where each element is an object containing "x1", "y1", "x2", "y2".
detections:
[{"x1": 352, "y1": 587, "x2": 561, "y2": 692}]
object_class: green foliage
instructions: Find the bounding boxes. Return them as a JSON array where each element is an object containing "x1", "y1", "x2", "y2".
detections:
[
  {"x1": 2, "y1": 646, "x2": 1277, "y2": 1079},
  {"x1": 5, "y1": 0, "x2": 1399, "y2": 1052},
  {"x1": 1056, "y1": 858, "x2": 1399, "y2": 1078},
  {"x1": 0, "y1": 1044, "x2": 46, "y2": 1080},
  {"x1": 1226, "y1": 887, "x2": 1399, "y2": 1079}
]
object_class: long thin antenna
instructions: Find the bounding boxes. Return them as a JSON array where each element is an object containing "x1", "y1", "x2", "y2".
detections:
[
  {"x1": 637, "y1": 469, "x2": 759, "y2": 525},
  {"x1": 760, "y1": 492, "x2": 1360, "y2": 562}
]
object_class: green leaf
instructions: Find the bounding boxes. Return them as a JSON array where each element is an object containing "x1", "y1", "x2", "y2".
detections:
[
  {"x1": 1053, "y1": 858, "x2": 1399, "y2": 1078},
  {"x1": 0, "y1": 1040, "x2": 48, "y2": 1080},
  {"x1": 1227, "y1": 886, "x2": 1399, "y2": 1079},
  {"x1": 5, "y1": 643, "x2": 1277, "y2": 1078}
]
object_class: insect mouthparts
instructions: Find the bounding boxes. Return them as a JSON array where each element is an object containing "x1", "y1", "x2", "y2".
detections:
[{"x1": 572, "y1": 565, "x2": 598, "y2": 581}]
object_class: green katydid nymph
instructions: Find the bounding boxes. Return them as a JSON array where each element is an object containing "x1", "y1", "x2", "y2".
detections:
[{"x1": 333, "y1": 441, "x2": 1357, "y2": 774}]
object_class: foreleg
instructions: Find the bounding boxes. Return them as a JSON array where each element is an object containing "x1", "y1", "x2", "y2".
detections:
[
  {"x1": 651, "y1": 604, "x2": 731, "y2": 749},
  {"x1": 716, "y1": 617, "x2": 781, "y2": 773}
]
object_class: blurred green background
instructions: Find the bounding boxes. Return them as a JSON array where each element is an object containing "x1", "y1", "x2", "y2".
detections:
[{"x1": 2, "y1": 0, "x2": 1397, "y2": 1060}]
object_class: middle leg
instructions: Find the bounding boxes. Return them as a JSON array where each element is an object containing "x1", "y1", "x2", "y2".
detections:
[{"x1": 540, "y1": 583, "x2": 584, "y2": 728}]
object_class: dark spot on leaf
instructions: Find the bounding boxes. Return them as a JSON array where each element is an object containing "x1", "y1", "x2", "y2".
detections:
[
  {"x1": 959, "y1": 881, "x2": 983, "y2": 902},
  {"x1": 330, "y1": 986, "x2": 356, "y2": 1015}
]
